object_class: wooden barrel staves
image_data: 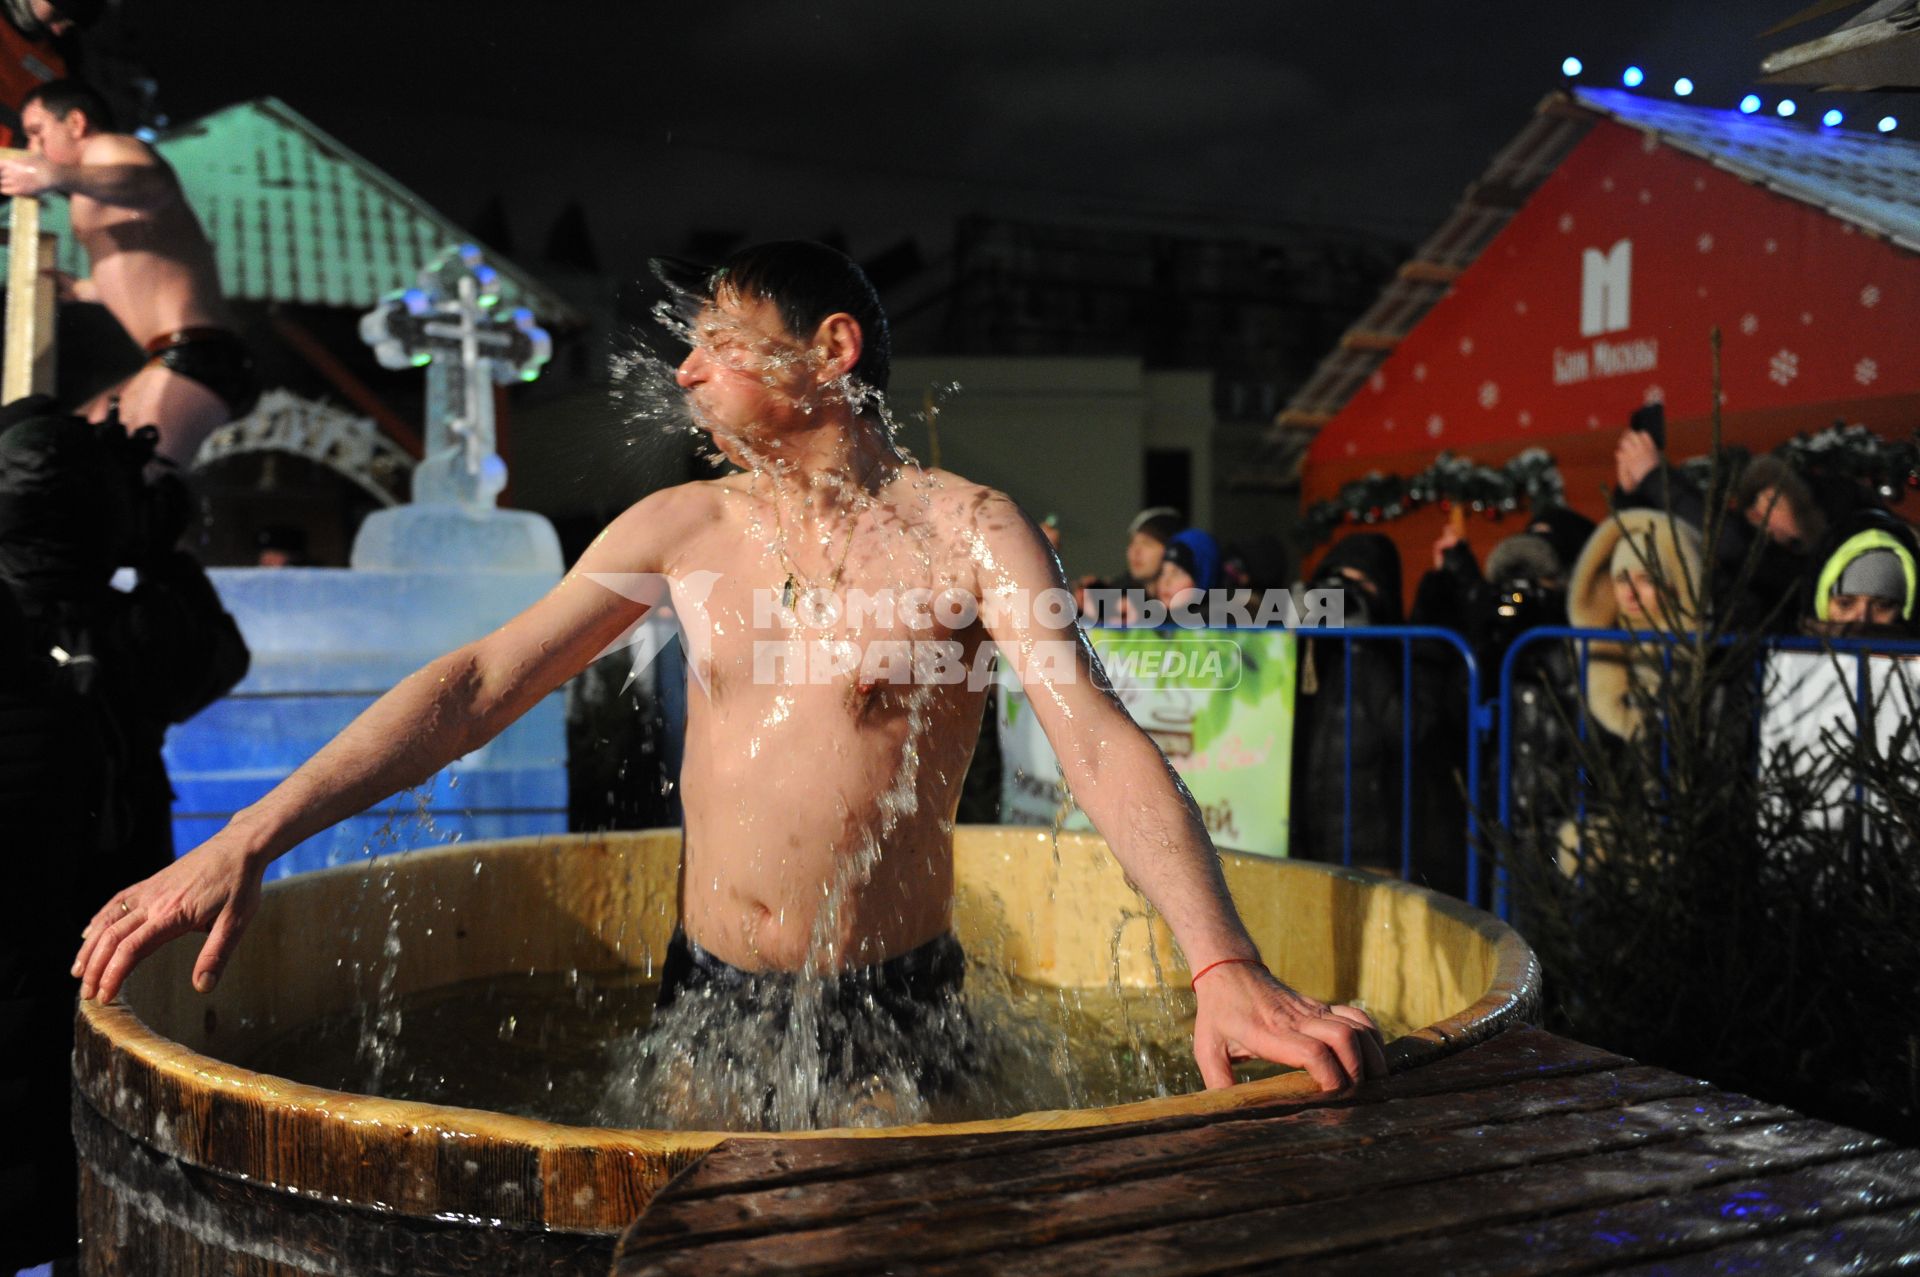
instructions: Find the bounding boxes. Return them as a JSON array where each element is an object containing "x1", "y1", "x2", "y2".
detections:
[{"x1": 72, "y1": 829, "x2": 1538, "y2": 1275}]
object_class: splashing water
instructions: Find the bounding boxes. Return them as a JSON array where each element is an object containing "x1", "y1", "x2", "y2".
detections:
[{"x1": 448, "y1": 257, "x2": 1230, "y2": 1131}]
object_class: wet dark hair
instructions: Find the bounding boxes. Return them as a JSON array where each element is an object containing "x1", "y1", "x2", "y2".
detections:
[
  {"x1": 21, "y1": 79, "x2": 114, "y2": 131},
  {"x1": 711, "y1": 240, "x2": 891, "y2": 394}
]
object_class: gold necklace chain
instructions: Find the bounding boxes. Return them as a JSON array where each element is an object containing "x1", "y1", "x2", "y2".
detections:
[{"x1": 770, "y1": 451, "x2": 886, "y2": 610}]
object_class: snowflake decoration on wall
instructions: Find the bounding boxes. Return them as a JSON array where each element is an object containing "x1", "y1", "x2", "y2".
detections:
[
  {"x1": 1856, "y1": 357, "x2": 1879, "y2": 387},
  {"x1": 1478, "y1": 381, "x2": 1499, "y2": 409},
  {"x1": 1769, "y1": 349, "x2": 1800, "y2": 387}
]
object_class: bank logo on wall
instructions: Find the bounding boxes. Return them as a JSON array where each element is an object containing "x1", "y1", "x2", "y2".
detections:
[
  {"x1": 1580, "y1": 239, "x2": 1632, "y2": 336},
  {"x1": 1556, "y1": 236, "x2": 1658, "y2": 385}
]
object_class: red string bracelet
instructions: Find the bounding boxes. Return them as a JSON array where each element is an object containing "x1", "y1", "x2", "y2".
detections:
[{"x1": 1189, "y1": 957, "x2": 1266, "y2": 990}]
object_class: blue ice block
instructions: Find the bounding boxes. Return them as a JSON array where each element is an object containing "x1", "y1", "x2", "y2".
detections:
[{"x1": 164, "y1": 565, "x2": 569, "y2": 877}]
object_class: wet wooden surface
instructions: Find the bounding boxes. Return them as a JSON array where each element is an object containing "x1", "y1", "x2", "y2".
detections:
[{"x1": 612, "y1": 1028, "x2": 1920, "y2": 1275}]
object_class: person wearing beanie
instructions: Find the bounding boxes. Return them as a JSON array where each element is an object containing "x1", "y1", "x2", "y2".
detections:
[
  {"x1": 1525, "y1": 505, "x2": 1598, "y2": 578},
  {"x1": 1311, "y1": 532, "x2": 1404, "y2": 626},
  {"x1": 1075, "y1": 506, "x2": 1183, "y2": 626},
  {"x1": 1155, "y1": 527, "x2": 1220, "y2": 611},
  {"x1": 1804, "y1": 510, "x2": 1920, "y2": 637},
  {"x1": 1124, "y1": 506, "x2": 1183, "y2": 588}
]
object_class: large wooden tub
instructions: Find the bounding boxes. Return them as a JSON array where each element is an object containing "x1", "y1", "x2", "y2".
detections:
[{"x1": 73, "y1": 829, "x2": 1537, "y2": 1275}]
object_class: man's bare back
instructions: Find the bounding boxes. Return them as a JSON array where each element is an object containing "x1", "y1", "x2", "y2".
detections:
[
  {"x1": 2, "y1": 84, "x2": 253, "y2": 462},
  {"x1": 63, "y1": 131, "x2": 229, "y2": 343}
]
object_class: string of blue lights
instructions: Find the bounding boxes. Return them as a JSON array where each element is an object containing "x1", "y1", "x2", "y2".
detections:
[{"x1": 1558, "y1": 56, "x2": 1897, "y2": 134}]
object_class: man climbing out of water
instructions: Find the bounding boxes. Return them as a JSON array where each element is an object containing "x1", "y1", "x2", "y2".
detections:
[
  {"x1": 0, "y1": 80, "x2": 258, "y2": 465},
  {"x1": 74, "y1": 241, "x2": 1385, "y2": 1099}
]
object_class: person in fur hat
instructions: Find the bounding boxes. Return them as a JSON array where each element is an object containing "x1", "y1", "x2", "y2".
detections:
[{"x1": 1567, "y1": 509, "x2": 1705, "y2": 740}]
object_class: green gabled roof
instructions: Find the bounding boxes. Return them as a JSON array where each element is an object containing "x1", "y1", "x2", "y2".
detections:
[{"x1": 15, "y1": 97, "x2": 583, "y2": 327}]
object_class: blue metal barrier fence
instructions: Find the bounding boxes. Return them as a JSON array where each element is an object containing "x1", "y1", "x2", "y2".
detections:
[
  {"x1": 1494, "y1": 627, "x2": 1920, "y2": 920},
  {"x1": 1296, "y1": 625, "x2": 1486, "y2": 905}
]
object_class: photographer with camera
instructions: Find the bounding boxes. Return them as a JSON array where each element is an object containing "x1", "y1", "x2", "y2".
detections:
[
  {"x1": 0, "y1": 396, "x2": 248, "y2": 1271},
  {"x1": 1292, "y1": 533, "x2": 1411, "y2": 875}
]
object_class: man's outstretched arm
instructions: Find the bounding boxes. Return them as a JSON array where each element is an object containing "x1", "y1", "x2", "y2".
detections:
[
  {"x1": 0, "y1": 134, "x2": 174, "y2": 209},
  {"x1": 72, "y1": 494, "x2": 684, "y2": 1004},
  {"x1": 973, "y1": 496, "x2": 1386, "y2": 1092}
]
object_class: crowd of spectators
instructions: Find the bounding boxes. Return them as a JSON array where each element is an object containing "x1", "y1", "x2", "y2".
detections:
[{"x1": 1053, "y1": 415, "x2": 1920, "y2": 902}]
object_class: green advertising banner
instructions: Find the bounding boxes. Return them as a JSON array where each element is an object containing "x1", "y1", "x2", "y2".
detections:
[{"x1": 997, "y1": 628, "x2": 1298, "y2": 857}]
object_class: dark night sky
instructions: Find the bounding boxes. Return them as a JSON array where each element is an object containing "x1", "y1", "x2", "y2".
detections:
[{"x1": 108, "y1": 0, "x2": 1884, "y2": 280}]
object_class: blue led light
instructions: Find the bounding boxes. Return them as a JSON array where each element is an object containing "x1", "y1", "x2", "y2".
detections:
[
  {"x1": 1739, "y1": 94, "x2": 1762, "y2": 114},
  {"x1": 1562, "y1": 56, "x2": 1583, "y2": 76},
  {"x1": 1823, "y1": 109, "x2": 1843, "y2": 127},
  {"x1": 1623, "y1": 65, "x2": 1645, "y2": 88},
  {"x1": 1673, "y1": 77, "x2": 1694, "y2": 97},
  {"x1": 1880, "y1": 115, "x2": 1898, "y2": 133},
  {"x1": 1777, "y1": 99, "x2": 1797, "y2": 117}
]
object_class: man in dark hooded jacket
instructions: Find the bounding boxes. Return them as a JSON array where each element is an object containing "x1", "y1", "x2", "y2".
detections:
[{"x1": 0, "y1": 398, "x2": 248, "y2": 1271}]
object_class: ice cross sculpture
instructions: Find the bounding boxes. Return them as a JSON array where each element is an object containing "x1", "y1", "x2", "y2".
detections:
[{"x1": 359, "y1": 244, "x2": 552, "y2": 508}]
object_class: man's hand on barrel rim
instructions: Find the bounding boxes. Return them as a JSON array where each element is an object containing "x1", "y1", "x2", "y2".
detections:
[{"x1": 1191, "y1": 961, "x2": 1388, "y2": 1092}]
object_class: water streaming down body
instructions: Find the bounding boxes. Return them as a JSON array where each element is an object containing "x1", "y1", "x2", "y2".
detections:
[{"x1": 329, "y1": 266, "x2": 1231, "y2": 1131}]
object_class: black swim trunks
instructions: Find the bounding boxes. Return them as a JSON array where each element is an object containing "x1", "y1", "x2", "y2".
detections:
[
  {"x1": 143, "y1": 327, "x2": 261, "y2": 421},
  {"x1": 654, "y1": 929, "x2": 979, "y2": 1100}
]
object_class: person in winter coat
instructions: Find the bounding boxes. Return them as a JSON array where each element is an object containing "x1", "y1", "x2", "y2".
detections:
[
  {"x1": 1801, "y1": 508, "x2": 1920, "y2": 640},
  {"x1": 1566, "y1": 508, "x2": 1706, "y2": 741},
  {"x1": 0, "y1": 398, "x2": 248, "y2": 1271},
  {"x1": 1155, "y1": 527, "x2": 1221, "y2": 612},
  {"x1": 1292, "y1": 533, "x2": 1408, "y2": 874}
]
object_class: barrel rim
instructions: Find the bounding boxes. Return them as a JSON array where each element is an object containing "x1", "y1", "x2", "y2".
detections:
[{"x1": 73, "y1": 829, "x2": 1538, "y2": 1233}]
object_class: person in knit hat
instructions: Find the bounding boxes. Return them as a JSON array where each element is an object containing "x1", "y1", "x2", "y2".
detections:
[
  {"x1": 1076, "y1": 506, "x2": 1184, "y2": 626},
  {"x1": 1155, "y1": 527, "x2": 1220, "y2": 612},
  {"x1": 1124, "y1": 506, "x2": 1183, "y2": 589},
  {"x1": 1804, "y1": 510, "x2": 1920, "y2": 638}
]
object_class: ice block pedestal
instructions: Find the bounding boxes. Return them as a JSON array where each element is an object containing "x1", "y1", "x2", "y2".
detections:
[{"x1": 165, "y1": 519, "x2": 567, "y2": 877}]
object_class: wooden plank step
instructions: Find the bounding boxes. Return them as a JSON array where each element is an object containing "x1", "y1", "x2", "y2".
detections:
[
  {"x1": 1296, "y1": 1148, "x2": 1920, "y2": 1275},
  {"x1": 1602, "y1": 1202, "x2": 1920, "y2": 1275},
  {"x1": 886, "y1": 1122, "x2": 1892, "y2": 1277},
  {"x1": 622, "y1": 1065, "x2": 1713, "y2": 1248},
  {"x1": 616, "y1": 1096, "x2": 1837, "y2": 1274},
  {"x1": 650, "y1": 1028, "x2": 1627, "y2": 1202}
]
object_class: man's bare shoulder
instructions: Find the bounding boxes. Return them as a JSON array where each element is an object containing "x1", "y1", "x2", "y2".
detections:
[
  {"x1": 907, "y1": 467, "x2": 1034, "y2": 536},
  {"x1": 78, "y1": 131, "x2": 162, "y2": 167},
  {"x1": 580, "y1": 478, "x2": 743, "y2": 570}
]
